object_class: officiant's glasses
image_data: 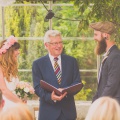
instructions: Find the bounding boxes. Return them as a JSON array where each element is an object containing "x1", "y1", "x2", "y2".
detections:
[{"x1": 48, "y1": 41, "x2": 63, "y2": 46}]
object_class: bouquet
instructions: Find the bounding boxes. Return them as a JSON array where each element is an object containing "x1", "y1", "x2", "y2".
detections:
[{"x1": 15, "y1": 81, "x2": 34, "y2": 100}]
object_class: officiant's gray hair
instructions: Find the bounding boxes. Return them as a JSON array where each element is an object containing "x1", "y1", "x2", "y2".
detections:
[{"x1": 44, "y1": 30, "x2": 62, "y2": 43}]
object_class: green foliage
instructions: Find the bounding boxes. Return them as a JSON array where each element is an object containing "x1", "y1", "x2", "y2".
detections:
[
  {"x1": 5, "y1": 3, "x2": 47, "y2": 67},
  {"x1": 63, "y1": 40, "x2": 96, "y2": 69},
  {"x1": 52, "y1": 5, "x2": 85, "y2": 37},
  {"x1": 74, "y1": 0, "x2": 120, "y2": 43},
  {"x1": 74, "y1": 80, "x2": 92, "y2": 100}
]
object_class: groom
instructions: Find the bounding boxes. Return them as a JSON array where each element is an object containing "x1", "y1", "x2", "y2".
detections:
[{"x1": 32, "y1": 30, "x2": 81, "y2": 120}]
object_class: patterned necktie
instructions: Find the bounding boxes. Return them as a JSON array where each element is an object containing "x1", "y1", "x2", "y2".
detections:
[{"x1": 54, "y1": 57, "x2": 62, "y2": 84}]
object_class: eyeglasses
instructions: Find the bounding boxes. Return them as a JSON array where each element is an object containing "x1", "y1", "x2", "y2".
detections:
[{"x1": 48, "y1": 41, "x2": 63, "y2": 46}]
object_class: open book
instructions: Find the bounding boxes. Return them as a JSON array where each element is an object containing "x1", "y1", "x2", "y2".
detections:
[{"x1": 40, "y1": 80, "x2": 83, "y2": 96}]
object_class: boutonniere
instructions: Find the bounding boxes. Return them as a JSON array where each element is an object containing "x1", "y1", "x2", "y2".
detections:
[{"x1": 102, "y1": 51, "x2": 110, "y2": 63}]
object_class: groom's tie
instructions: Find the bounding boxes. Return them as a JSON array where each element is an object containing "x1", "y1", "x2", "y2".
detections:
[{"x1": 54, "y1": 57, "x2": 62, "y2": 84}]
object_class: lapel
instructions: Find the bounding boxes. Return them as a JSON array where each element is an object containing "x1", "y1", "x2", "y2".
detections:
[
  {"x1": 45, "y1": 55, "x2": 54, "y2": 72},
  {"x1": 61, "y1": 54, "x2": 66, "y2": 85},
  {"x1": 98, "y1": 45, "x2": 117, "y2": 84},
  {"x1": 45, "y1": 55, "x2": 57, "y2": 79},
  {"x1": 102, "y1": 45, "x2": 117, "y2": 63}
]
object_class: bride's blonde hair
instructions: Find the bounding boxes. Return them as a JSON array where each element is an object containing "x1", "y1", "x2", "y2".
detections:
[{"x1": 0, "y1": 40, "x2": 20, "y2": 82}]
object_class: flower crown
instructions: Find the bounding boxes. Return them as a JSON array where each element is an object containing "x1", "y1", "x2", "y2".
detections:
[{"x1": 0, "y1": 35, "x2": 18, "y2": 55}]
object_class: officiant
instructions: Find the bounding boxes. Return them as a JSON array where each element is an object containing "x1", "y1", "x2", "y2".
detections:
[{"x1": 32, "y1": 30, "x2": 81, "y2": 120}]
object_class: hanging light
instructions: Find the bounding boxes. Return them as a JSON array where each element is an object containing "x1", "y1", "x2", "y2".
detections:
[{"x1": 0, "y1": 0, "x2": 16, "y2": 6}]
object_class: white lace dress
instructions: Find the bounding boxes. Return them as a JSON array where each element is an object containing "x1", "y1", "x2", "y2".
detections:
[{"x1": 3, "y1": 77, "x2": 19, "y2": 111}]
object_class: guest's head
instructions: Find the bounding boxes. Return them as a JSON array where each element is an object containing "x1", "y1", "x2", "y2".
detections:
[
  {"x1": 0, "y1": 89, "x2": 4, "y2": 112},
  {"x1": 0, "y1": 36, "x2": 20, "y2": 82},
  {"x1": 85, "y1": 97, "x2": 120, "y2": 120},
  {"x1": 44, "y1": 30, "x2": 63, "y2": 57},
  {"x1": 0, "y1": 103, "x2": 33, "y2": 120}
]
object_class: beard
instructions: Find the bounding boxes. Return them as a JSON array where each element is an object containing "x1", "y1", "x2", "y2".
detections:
[{"x1": 94, "y1": 37, "x2": 107, "y2": 55}]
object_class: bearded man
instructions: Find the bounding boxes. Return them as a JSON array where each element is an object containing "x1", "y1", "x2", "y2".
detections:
[{"x1": 90, "y1": 21, "x2": 120, "y2": 104}]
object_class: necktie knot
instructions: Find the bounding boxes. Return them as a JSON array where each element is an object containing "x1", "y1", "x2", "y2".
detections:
[{"x1": 54, "y1": 57, "x2": 58, "y2": 62}]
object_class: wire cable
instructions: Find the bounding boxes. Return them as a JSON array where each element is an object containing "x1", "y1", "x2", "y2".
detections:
[{"x1": 39, "y1": 0, "x2": 49, "y2": 12}]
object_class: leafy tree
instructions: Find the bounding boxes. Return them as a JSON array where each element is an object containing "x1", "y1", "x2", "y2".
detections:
[
  {"x1": 74, "y1": 0, "x2": 120, "y2": 42},
  {"x1": 4, "y1": 2, "x2": 48, "y2": 81},
  {"x1": 74, "y1": 80, "x2": 92, "y2": 100}
]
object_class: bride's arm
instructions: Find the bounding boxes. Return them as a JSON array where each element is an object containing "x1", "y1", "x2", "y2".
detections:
[{"x1": 0, "y1": 68, "x2": 22, "y2": 103}]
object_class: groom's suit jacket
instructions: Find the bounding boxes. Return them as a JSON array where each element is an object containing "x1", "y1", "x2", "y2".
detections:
[
  {"x1": 32, "y1": 54, "x2": 81, "y2": 120},
  {"x1": 93, "y1": 45, "x2": 120, "y2": 104}
]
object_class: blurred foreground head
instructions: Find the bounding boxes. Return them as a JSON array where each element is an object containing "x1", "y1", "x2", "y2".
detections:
[
  {"x1": 0, "y1": 103, "x2": 34, "y2": 120},
  {"x1": 85, "y1": 97, "x2": 120, "y2": 120}
]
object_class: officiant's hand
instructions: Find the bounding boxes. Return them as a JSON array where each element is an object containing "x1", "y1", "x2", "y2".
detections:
[{"x1": 51, "y1": 91, "x2": 67, "y2": 102}]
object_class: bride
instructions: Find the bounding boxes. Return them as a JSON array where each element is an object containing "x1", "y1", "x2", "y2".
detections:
[{"x1": 0, "y1": 36, "x2": 24, "y2": 111}]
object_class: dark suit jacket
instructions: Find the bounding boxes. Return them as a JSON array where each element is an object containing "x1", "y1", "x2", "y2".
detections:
[
  {"x1": 93, "y1": 45, "x2": 120, "y2": 104},
  {"x1": 32, "y1": 54, "x2": 81, "y2": 120}
]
